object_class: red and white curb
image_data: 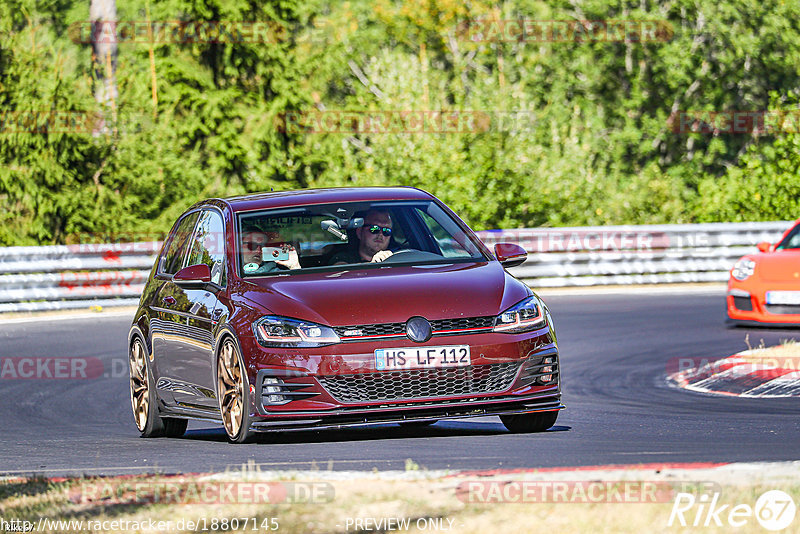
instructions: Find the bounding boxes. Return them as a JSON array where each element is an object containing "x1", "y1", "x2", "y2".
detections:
[{"x1": 668, "y1": 349, "x2": 800, "y2": 397}]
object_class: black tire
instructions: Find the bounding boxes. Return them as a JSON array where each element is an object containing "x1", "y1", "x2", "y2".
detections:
[
  {"x1": 500, "y1": 411, "x2": 558, "y2": 433},
  {"x1": 162, "y1": 418, "x2": 188, "y2": 438},
  {"x1": 216, "y1": 337, "x2": 253, "y2": 444},
  {"x1": 129, "y1": 338, "x2": 187, "y2": 438}
]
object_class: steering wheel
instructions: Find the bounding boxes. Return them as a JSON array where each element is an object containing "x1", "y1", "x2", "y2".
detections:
[{"x1": 382, "y1": 248, "x2": 420, "y2": 263}]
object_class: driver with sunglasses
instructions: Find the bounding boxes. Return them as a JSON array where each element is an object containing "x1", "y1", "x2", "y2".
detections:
[{"x1": 331, "y1": 209, "x2": 394, "y2": 264}]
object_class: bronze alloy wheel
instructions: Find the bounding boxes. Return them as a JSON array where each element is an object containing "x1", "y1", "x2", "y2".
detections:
[
  {"x1": 217, "y1": 338, "x2": 251, "y2": 442},
  {"x1": 129, "y1": 339, "x2": 150, "y2": 432},
  {"x1": 128, "y1": 337, "x2": 188, "y2": 438}
]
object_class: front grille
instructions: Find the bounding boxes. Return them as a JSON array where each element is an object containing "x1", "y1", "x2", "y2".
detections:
[
  {"x1": 317, "y1": 362, "x2": 521, "y2": 403},
  {"x1": 333, "y1": 316, "x2": 495, "y2": 340},
  {"x1": 733, "y1": 296, "x2": 753, "y2": 311},
  {"x1": 431, "y1": 316, "x2": 494, "y2": 331},
  {"x1": 333, "y1": 323, "x2": 405, "y2": 338},
  {"x1": 765, "y1": 304, "x2": 800, "y2": 315}
]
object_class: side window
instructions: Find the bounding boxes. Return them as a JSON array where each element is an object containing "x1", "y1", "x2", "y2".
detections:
[
  {"x1": 160, "y1": 212, "x2": 200, "y2": 275},
  {"x1": 384, "y1": 208, "x2": 408, "y2": 247},
  {"x1": 186, "y1": 210, "x2": 227, "y2": 286},
  {"x1": 417, "y1": 208, "x2": 477, "y2": 258},
  {"x1": 778, "y1": 227, "x2": 800, "y2": 250}
]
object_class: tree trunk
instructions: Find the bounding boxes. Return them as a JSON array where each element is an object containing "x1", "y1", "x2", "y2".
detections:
[{"x1": 90, "y1": 0, "x2": 118, "y2": 135}]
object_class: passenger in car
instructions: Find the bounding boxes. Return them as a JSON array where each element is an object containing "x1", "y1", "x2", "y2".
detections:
[
  {"x1": 330, "y1": 209, "x2": 395, "y2": 264},
  {"x1": 241, "y1": 229, "x2": 301, "y2": 274}
]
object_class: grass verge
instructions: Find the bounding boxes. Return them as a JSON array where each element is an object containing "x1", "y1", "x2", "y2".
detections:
[{"x1": 2, "y1": 462, "x2": 800, "y2": 533}]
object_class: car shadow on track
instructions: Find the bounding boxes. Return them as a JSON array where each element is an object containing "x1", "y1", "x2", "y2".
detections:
[{"x1": 180, "y1": 420, "x2": 571, "y2": 444}]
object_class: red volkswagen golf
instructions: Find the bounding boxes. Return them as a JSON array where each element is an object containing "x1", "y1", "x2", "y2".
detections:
[{"x1": 128, "y1": 187, "x2": 562, "y2": 442}]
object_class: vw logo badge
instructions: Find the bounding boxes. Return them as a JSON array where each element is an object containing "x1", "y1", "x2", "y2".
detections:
[{"x1": 406, "y1": 316, "x2": 432, "y2": 343}]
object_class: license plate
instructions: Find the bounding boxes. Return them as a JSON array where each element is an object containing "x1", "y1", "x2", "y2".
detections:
[
  {"x1": 766, "y1": 291, "x2": 800, "y2": 305},
  {"x1": 375, "y1": 345, "x2": 471, "y2": 371}
]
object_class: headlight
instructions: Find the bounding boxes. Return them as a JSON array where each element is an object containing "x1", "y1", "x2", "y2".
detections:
[
  {"x1": 253, "y1": 316, "x2": 340, "y2": 347},
  {"x1": 731, "y1": 258, "x2": 756, "y2": 281},
  {"x1": 493, "y1": 296, "x2": 546, "y2": 333}
]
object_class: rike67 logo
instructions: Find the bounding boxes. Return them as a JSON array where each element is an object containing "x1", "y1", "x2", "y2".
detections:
[{"x1": 669, "y1": 490, "x2": 796, "y2": 531}]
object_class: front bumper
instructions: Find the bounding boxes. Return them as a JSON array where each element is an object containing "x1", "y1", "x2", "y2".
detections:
[
  {"x1": 250, "y1": 394, "x2": 564, "y2": 432},
  {"x1": 727, "y1": 281, "x2": 800, "y2": 326},
  {"x1": 245, "y1": 328, "x2": 562, "y2": 432}
]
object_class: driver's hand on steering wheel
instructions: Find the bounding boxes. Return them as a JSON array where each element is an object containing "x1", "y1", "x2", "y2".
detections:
[{"x1": 371, "y1": 250, "x2": 394, "y2": 263}]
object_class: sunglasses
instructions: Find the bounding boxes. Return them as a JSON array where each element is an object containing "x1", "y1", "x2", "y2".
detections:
[
  {"x1": 367, "y1": 225, "x2": 392, "y2": 237},
  {"x1": 243, "y1": 240, "x2": 268, "y2": 251}
]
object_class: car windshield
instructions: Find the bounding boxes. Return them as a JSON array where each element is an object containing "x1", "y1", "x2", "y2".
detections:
[
  {"x1": 236, "y1": 200, "x2": 487, "y2": 276},
  {"x1": 776, "y1": 224, "x2": 800, "y2": 250}
]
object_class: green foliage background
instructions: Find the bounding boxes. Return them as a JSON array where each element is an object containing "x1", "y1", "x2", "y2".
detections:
[{"x1": 1, "y1": 0, "x2": 799, "y2": 245}]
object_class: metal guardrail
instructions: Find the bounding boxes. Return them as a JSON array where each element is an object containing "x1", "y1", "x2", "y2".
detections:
[
  {"x1": 0, "y1": 243, "x2": 160, "y2": 313},
  {"x1": 0, "y1": 222, "x2": 793, "y2": 313},
  {"x1": 477, "y1": 221, "x2": 792, "y2": 287}
]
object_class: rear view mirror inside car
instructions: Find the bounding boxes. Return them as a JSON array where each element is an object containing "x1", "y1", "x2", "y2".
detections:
[{"x1": 321, "y1": 220, "x2": 347, "y2": 240}]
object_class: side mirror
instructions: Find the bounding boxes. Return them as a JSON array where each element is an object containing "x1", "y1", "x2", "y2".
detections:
[
  {"x1": 756, "y1": 241, "x2": 772, "y2": 253},
  {"x1": 494, "y1": 243, "x2": 528, "y2": 268},
  {"x1": 173, "y1": 264, "x2": 213, "y2": 290}
]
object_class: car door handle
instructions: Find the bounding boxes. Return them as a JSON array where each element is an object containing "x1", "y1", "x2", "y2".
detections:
[{"x1": 162, "y1": 296, "x2": 177, "y2": 305}]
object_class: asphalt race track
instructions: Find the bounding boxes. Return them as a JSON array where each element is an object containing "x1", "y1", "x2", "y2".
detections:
[{"x1": 1, "y1": 289, "x2": 799, "y2": 477}]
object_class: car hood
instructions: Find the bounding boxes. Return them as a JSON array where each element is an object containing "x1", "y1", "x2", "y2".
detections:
[
  {"x1": 754, "y1": 250, "x2": 800, "y2": 282},
  {"x1": 238, "y1": 261, "x2": 529, "y2": 326}
]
